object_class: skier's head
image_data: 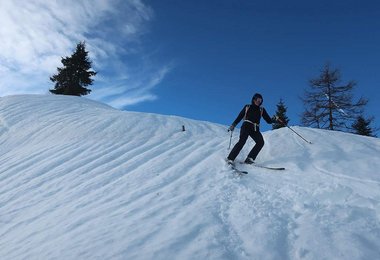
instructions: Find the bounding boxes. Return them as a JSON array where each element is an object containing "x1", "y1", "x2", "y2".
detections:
[{"x1": 252, "y1": 93, "x2": 263, "y2": 106}]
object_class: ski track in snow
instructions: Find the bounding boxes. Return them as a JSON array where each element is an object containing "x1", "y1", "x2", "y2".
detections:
[{"x1": 1, "y1": 95, "x2": 380, "y2": 259}]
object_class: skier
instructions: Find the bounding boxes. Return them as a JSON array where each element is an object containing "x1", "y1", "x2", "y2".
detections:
[{"x1": 227, "y1": 93, "x2": 281, "y2": 165}]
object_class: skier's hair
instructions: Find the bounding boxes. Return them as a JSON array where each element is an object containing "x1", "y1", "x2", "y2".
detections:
[{"x1": 252, "y1": 93, "x2": 263, "y2": 105}]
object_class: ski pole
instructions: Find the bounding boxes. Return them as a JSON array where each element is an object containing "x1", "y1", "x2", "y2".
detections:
[
  {"x1": 228, "y1": 129, "x2": 233, "y2": 150},
  {"x1": 286, "y1": 125, "x2": 312, "y2": 144},
  {"x1": 276, "y1": 117, "x2": 312, "y2": 144}
]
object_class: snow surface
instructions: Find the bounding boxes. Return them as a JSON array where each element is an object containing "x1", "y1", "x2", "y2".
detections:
[{"x1": 1, "y1": 95, "x2": 380, "y2": 260}]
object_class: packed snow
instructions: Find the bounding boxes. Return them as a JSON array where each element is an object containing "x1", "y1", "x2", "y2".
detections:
[{"x1": 1, "y1": 95, "x2": 380, "y2": 260}]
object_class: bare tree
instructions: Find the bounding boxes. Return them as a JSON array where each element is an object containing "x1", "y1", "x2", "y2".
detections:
[{"x1": 301, "y1": 63, "x2": 368, "y2": 131}]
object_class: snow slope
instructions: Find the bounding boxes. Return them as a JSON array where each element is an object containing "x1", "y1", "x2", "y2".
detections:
[{"x1": 1, "y1": 95, "x2": 380, "y2": 260}]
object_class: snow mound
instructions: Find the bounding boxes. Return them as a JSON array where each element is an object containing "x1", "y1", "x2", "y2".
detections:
[{"x1": 1, "y1": 95, "x2": 380, "y2": 259}]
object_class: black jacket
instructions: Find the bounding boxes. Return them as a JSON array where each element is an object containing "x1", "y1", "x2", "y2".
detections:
[{"x1": 232, "y1": 104, "x2": 273, "y2": 127}]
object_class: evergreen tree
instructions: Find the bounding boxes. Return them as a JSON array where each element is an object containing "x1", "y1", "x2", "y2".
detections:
[
  {"x1": 50, "y1": 41, "x2": 97, "y2": 96},
  {"x1": 272, "y1": 98, "x2": 289, "y2": 129},
  {"x1": 301, "y1": 63, "x2": 367, "y2": 131},
  {"x1": 352, "y1": 115, "x2": 377, "y2": 137}
]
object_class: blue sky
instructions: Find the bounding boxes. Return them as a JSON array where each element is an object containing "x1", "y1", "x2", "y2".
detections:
[{"x1": 0, "y1": 0, "x2": 379, "y2": 132}]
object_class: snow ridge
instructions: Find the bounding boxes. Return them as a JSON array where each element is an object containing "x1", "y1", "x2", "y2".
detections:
[{"x1": 1, "y1": 95, "x2": 380, "y2": 259}]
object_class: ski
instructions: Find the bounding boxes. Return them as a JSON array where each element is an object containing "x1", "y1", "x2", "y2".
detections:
[
  {"x1": 239, "y1": 162, "x2": 285, "y2": 171},
  {"x1": 252, "y1": 164, "x2": 285, "y2": 171},
  {"x1": 228, "y1": 163, "x2": 248, "y2": 175}
]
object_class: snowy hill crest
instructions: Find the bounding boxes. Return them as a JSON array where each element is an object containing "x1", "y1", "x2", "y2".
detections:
[{"x1": 1, "y1": 95, "x2": 380, "y2": 259}]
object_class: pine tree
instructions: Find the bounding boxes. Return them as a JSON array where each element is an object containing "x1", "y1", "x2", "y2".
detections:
[
  {"x1": 272, "y1": 98, "x2": 289, "y2": 129},
  {"x1": 301, "y1": 63, "x2": 367, "y2": 131},
  {"x1": 352, "y1": 115, "x2": 376, "y2": 137},
  {"x1": 50, "y1": 42, "x2": 97, "y2": 96}
]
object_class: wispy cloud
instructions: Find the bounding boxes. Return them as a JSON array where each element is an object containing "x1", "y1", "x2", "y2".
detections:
[
  {"x1": 93, "y1": 64, "x2": 173, "y2": 108},
  {"x1": 0, "y1": 0, "x2": 171, "y2": 108}
]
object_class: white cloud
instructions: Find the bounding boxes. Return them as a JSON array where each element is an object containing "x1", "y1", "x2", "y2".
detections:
[
  {"x1": 91, "y1": 64, "x2": 173, "y2": 109},
  {"x1": 0, "y1": 0, "x2": 171, "y2": 108}
]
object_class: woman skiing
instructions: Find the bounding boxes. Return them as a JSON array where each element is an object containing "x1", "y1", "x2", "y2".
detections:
[{"x1": 227, "y1": 93, "x2": 280, "y2": 165}]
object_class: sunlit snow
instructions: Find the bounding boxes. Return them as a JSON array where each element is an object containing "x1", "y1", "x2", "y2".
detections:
[{"x1": 1, "y1": 95, "x2": 379, "y2": 259}]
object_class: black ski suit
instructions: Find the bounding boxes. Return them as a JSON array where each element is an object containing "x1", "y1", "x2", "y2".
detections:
[{"x1": 227, "y1": 103, "x2": 274, "y2": 161}]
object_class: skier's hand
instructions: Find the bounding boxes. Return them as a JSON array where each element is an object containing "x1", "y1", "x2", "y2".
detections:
[
  {"x1": 228, "y1": 125, "x2": 235, "y2": 132},
  {"x1": 273, "y1": 115, "x2": 284, "y2": 124}
]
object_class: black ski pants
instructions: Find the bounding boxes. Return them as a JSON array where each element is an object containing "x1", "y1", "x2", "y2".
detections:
[{"x1": 227, "y1": 122, "x2": 264, "y2": 161}]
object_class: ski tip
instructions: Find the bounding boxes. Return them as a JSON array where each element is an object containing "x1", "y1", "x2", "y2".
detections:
[
  {"x1": 255, "y1": 165, "x2": 285, "y2": 171},
  {"x1": 227, "y1": 163, "x2": 248, "y2": 175}
]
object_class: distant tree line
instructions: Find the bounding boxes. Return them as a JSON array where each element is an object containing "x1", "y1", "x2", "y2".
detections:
[
  {"x1": 271, "y1": 63, "x2": 377, "y2": 137},
  {"x1": 48, "y1": 43, "x2": 377, "y2": 137},
  {"x1": 301, "y1": 63, "x2": 377, "y2": 137}
]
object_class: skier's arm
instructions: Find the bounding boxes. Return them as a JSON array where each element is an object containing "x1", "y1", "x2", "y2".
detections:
[
  {"x1": 231, "y1": 106, "x2": 247, "y2": 127},
  {"x1": 262, "y1": 108, "x2": 274, "y2": 124}
]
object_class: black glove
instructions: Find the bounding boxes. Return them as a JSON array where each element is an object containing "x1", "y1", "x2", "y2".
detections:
[{"x1": 228, "y1": 125, "x2": 235, "y2": 132}]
